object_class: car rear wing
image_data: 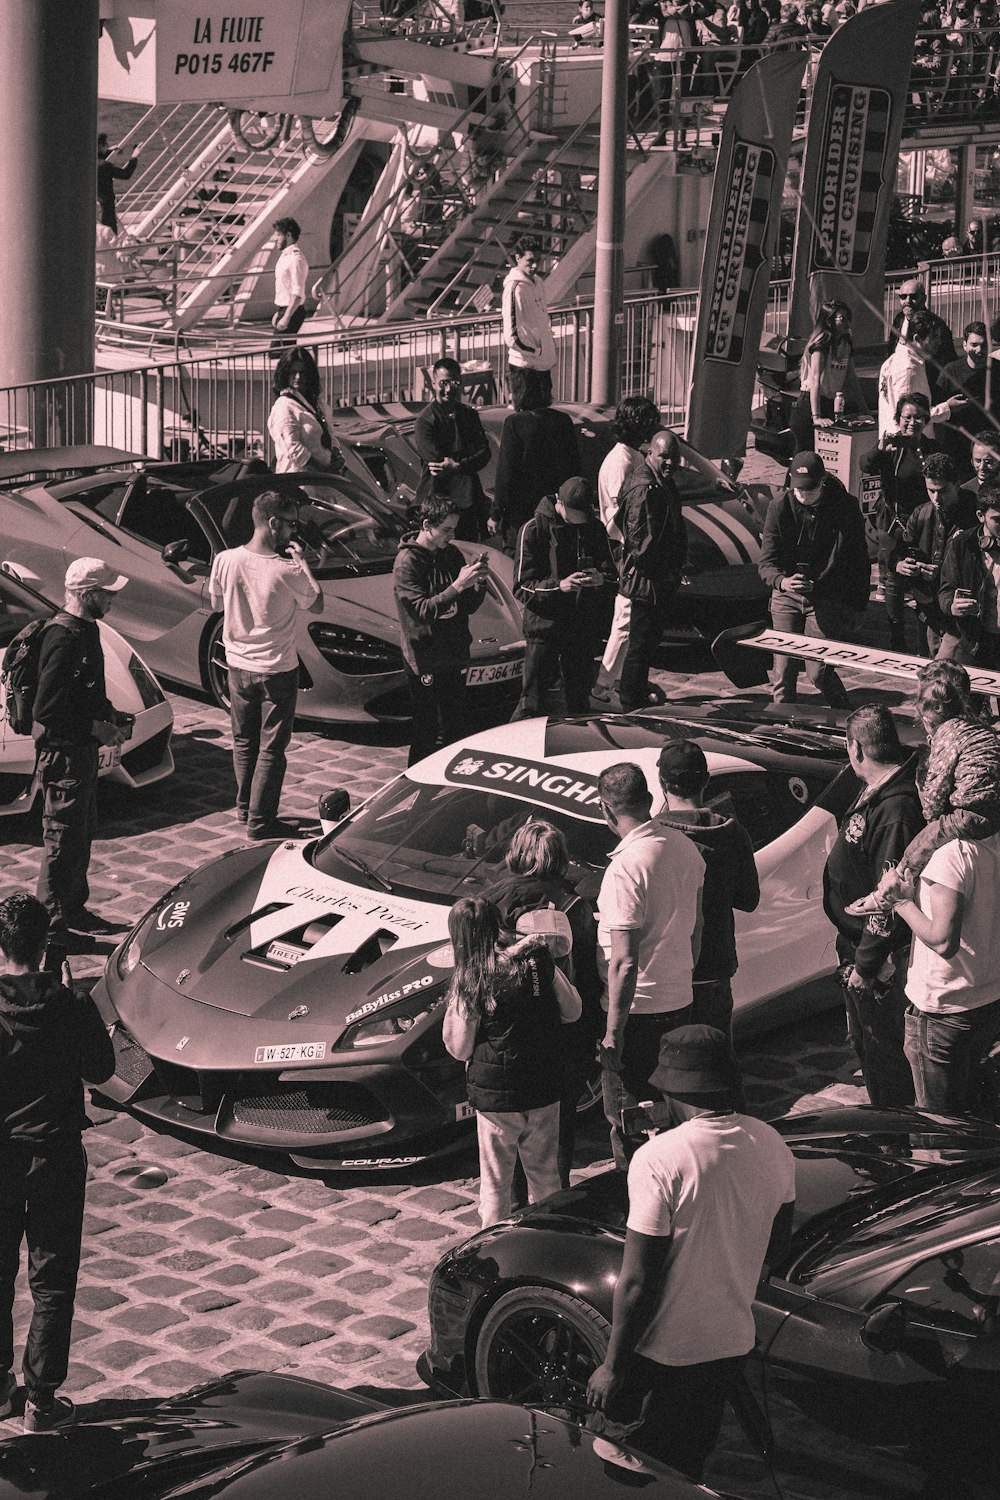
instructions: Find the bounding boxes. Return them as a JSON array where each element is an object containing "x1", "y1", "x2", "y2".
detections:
[
  {"x1": 0, "y1": 445, "x2": 144, "y2": 487},
  {"x1": 712, "y1": 625, "x2": 1000, "y2": 699}
]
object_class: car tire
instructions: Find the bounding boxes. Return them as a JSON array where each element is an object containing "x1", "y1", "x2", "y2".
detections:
[
  {"x1": 473, "y1": 1286, "x2": 609, "y2": 1416},
  {"x1": 202, "y1": 616, "x2": 230, "y2": 712}
]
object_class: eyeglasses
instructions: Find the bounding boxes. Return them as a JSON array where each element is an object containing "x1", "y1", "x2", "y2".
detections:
[
  {"x1": 899, "y1": 293, "x2": 920, "y2": 301},
  {"x1": 435, "y1": 378, "x2": 462, "y2": 389}
]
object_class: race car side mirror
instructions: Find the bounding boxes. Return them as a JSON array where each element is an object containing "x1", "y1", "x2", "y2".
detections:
[
  {"x1": 319, "y1": 788, "x2": 350, "y2": 834},
  {"x1": 861, "y1": 1300, "x2": 908, "y2": 1355},
  {"x1": 162, "y1": 539, "x2": 190, "y2": 565}
]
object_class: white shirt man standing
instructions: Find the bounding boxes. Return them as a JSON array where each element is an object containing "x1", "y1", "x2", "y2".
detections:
[
  {"x1": 271, "y1": 216, "x2": 309, "y2": 349},
  {"x1": 596, "y1": 761, "x2": 704, "y2": 1168},
  {"x1": 209, "y1": 490, "x2": 323, "y2": 839}
]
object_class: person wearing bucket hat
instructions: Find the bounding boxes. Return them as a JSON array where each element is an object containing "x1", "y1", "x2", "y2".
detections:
[
  {"x1": 32, "y1": 558, "x2": 133, "y2": 946},
  {"x1": 586, "y1": 1024, "x2": 796, "y2": 1484}
]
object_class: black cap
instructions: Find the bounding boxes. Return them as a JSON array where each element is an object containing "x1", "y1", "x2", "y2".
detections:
[
  {"x1": 556, "y1": 477, "x2": 593, "y2": 512},
  {"x1": 657, "y1": 739, "x2": 708, "y2": 783},
  {"x1": 648, "y1": 1025, "x2": 739, "y2": 1096},
  {"x1": 788, "y1": 451, "x2": 826, "y2": 491}
]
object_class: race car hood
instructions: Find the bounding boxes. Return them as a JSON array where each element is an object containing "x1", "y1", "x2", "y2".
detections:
[{"x1": 134, "y1": 841, "x2": 451, "y2": 1029}]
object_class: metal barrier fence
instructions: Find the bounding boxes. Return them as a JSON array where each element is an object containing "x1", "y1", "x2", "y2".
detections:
[{"x1": 4, "y1": 254, "x2": 1000, "y2": 461}]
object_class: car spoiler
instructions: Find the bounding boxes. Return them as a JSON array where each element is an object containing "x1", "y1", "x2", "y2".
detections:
[
  {"x1": 0, "y1": 445, "x2": 144, "y2": 484},
  {"x1": 712, "y1": 624, "x2": 1000, "y2": 698}
]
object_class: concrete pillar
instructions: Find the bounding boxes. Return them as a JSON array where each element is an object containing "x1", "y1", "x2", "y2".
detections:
[
  {"x1": 0, "y1": 0, "x2": 99, "y2": 409},
  {"x1": 590, "y1": 0, "x2": 628, "y2": 408}
]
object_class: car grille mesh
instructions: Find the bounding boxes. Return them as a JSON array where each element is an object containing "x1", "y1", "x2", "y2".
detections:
[
  {"x1": 121, "y1": 726, "x2": 171, "y2": 777},
  {"x1": 112, "y1": 1028, "x2": 154, "y2": 1089},
  {"x1": 231, "y1": 1083, "x2": 387, "y2": 1134}
]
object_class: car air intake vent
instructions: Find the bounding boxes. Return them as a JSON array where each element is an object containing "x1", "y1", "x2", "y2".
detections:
[
  {"x1": 342, "y1": 928, "x2": 399, "y2": 974},
  {"x1": 243, "y1": 912, "x2": 347, "y2": 970},
  {"x1": 225, "y1": 903, "x2": 292, "y2": 941}
]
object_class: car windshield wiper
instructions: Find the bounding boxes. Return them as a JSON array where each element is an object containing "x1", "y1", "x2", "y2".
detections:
[{"x1": 331, "y1": 845, "x2": 393, "y2": 893}]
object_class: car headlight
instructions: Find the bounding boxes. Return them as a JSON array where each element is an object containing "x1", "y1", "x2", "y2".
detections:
[
  {"x1": 117, "y1": 930, "x2": 144, "y2": 978},
  {"x1": 127, "y1": 652, "x2": 165, "y2": 708},
  {"x1": 308, "y1": 623, "x2": 405, "y2": 677},
  {"x1": 337, "y1": 990, "x2": 445, "y2": 1049}
]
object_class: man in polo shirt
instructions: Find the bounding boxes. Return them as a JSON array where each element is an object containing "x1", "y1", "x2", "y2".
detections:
[{"x1": 596, "y1": 762, "x2": 705, "y2": 1168}]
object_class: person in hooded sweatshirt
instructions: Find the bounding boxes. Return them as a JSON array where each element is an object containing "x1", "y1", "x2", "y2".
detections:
[
  {"x1": 512, "y1": 476, "x2": 615, "y2": 719},
  {"x1": 392, "y1": 494, "x2": 489, "y2": 766},
  {"x1": 655, "y1": 740, "x2": 760, "y2": 1039},
  {"x1": 502, "y1": 235, "x2": 558, "y2": 412},
  {"x1": 0, "y1": 891, "x2": 114, "y2": 1434}
]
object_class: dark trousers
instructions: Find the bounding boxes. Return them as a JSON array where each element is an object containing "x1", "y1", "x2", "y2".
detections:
[
  {"x1": 513, "y1": 632, "x2": 597, "y2": 720},
  {"x1": 767, "y1": 591, "x2": 855, "y2": 706},
  {"x1": 229, "y1": 666, "x2": 298, "y2": 836},
  {"x1": 270, "y1": 304, "x2": 307, "y2": 353},
  {"x1": 904, "y1": 997, "x2": 1000, "y2": 1115},
  {"x1": 0, "y1": 1138, "x2": 87, "y2": 1403},
  {"x1": 602, "y1": 1007, "x2": 692, "y2": 1169},
  {"x1": 405, "y1": 665, "x2": 468, "y2": 767},
  {"x1": 35, "y1": 743, "x2": 99, "y2": 926},
  {"x1": 691, "y1": 977, "x2": 734, "y2": 1038},
  {"x1": 608, "y1": 1352, "x2": 744, "y2": 1482},
  {"x1": 620, "y1": 595, "x2": 670, "y2": 712},
  {"x1": 845, "y1": 967, "x2": 915, "y2": 1109},
  {"x1": 508, "y1": 367, "x2": 553, "y2": 409}
]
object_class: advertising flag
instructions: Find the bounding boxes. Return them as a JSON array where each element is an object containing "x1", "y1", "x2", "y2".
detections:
[
  {"x1": 787, "y1": 0, "x2": 922, "y2": 347},
  {"x1": 686, "y1": 52, "x2": 806, "y2": 458}
]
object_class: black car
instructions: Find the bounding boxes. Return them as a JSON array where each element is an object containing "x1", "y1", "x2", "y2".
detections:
[
  {"x1": 0, "y1": 1371, "x2": 739, "y2": 1499},
  {"x1": 421, "y1": 1107, "x2": 1000, "y2": 1499}
]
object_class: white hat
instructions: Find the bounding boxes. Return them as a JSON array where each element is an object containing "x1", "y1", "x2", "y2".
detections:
[{"x1": 64, "y1": 557, "x2": 128, "y2": 593}]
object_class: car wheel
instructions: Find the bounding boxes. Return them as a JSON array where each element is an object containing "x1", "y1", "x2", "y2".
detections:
[
  {"x1": 473, "y1": 1287, "x2": 609, "y2": 1416},
  {"x1": 202, "y1": 617, "x2": 230, "y2": 712}
]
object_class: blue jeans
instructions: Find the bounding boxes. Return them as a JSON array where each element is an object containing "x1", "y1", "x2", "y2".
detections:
[
  {"x1": 229, "y1": 666, "x2": 298, "y2": 835},
  {"x1": 903, "y1": 997, "x2": 1000, "y2": 1115},
  {"x1": 767, "y1": 591, "x2": 856, "y2": 706}
]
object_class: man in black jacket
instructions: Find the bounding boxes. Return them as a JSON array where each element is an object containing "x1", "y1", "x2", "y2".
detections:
[
  {"x1": 895, "y1": 453, "x2": 979, "y2": 656},
  {"x1": 757, "y1": 451, "x2": 869, "y2": 706},
  {"x1": 823, "y1": 706, "x2": 923, "y2": 1107},
  {"x1": 0, "y1": 891, "x2": 114, "y2": 1433},
  {"x1": 490, "y1": 388, "x2": 581, "y2": 552},
  {"x1": 512, "y1": 477, "x2": 614, "y2": 719},
  {"x1": 886, "y1": 280, "x2": 957, "y2": 405},
  {"x1": 33, "y1": 558, "x2": 132, "y2": 946},
  {"x1": 937, "y1": 481, "x2": 1000, "y2": 667},
  {"x1": 413, "y1": 357, "x2": 491, "y2": 542},
  {"x1": 655, "y1": 740, "x2": 759, "y2": 1039},
  {"x1": 618, "y1": 431, "x2": 687, "y2": 713},
  {"x1": 392, "y1": 496, "x2": 489, "y2": 764}
]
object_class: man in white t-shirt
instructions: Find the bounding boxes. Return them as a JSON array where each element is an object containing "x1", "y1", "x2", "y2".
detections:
[
  {"x1": 209, "y1": 490, "x2": 323, "y2": 839},
  {"x1": 596, "y1": 762, "x2": 705, "y2": 1168},
  {"x1": 271, "y1": 217, "x2": 309, "y2": 351},
  {"x1": 892, "y1": 831, "x2": 1000, "y2": 1113},
  {"x1": 587, "y1": 1025, "x2": 796, "y2": 1483}
]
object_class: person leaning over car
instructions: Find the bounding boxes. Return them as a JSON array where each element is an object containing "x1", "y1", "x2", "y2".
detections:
[
  {"x1": 654, "y1": 740, "x2": 759, "y2": 1040},
  {"x1": 586, "y1": 1025, "x2": 796, "y2": 1485},
  {"x1": 937, "y1": 480, "x2": 1000, "y2": 669},
  {"x1": 392, "y1": 495, "x2": 489, "y2": 766},
  {"x1": 822, "y1": 705, "x2": 923, "y2": 1110},
  {"x1": 33, "y1": 558, "x2": 131, "y2": 948},
  {"x1": 512, "y1": 476, "x2": 615, "y2": 719},
  {"x1": 757, "y1": 450, "x2": 869, "y2": 707}
]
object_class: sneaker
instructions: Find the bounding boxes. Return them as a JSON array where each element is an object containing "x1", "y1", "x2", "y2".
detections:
[
  {"x1": 591, "y1": 683, "x2": 616, "y2": 703},
  {"x1": 247, "y1": 819, "x2": 302, "y2": 842},
  {"x1": 66, "y1": 908, "x2": 126, "y2": 935},
  {"x1": 0, "y1": 1370, "x2": 15, "y2": 1418},
  {"x1": 23, "y1": 1396, "x2": 75, "y2": 1433}
]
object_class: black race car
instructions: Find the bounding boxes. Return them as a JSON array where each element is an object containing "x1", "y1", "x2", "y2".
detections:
[
  {"x1": 0, "y1": 1372, "x2": 738, "y2": 1499},
  {"x1": 421, "y1": 1107, "x2": 1000, "y2": 1499}
]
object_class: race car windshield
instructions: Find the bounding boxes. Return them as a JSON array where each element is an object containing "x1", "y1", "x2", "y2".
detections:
[
  {"x1": 311, "y1": 778, "x2": 615, "y2": 901},
  {"x1": 200, "y1": 482, "x2": 406, "y2": 578}
]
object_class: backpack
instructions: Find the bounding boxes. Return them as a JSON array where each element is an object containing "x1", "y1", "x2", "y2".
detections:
[{"x1": 1, "y1": 612, "x2": 71, "y2": 737}]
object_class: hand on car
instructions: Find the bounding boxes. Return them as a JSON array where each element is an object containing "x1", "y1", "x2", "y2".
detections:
[
  {"x1": 93, "y1": 719, "x2": 127, "y2": 748},
  {"x1": 586, "y1": 1361, "x2": 621, "y2": 1414}
]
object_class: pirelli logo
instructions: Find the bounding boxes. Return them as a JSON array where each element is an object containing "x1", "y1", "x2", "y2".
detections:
[
  {"x1": 810, "y1": 81, "x2": 890, "y2": 275},
  {"x1": 444, "y1": 751, "x2": 605, "y2": 821},
  {"x1": 705, "y1": 139, "x2": 776, "y2": 365}
]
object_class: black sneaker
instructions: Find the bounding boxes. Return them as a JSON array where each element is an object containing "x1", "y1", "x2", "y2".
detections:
[
  {"x1": 66, "y1": 908, "x2": 126, "y2": 935},
  {"x1": 23, "y1": 1395, "x2": 75, "y2": 1433},
  {"x1": 247, "y1": 819, "x2": 303, "y2": 842}
]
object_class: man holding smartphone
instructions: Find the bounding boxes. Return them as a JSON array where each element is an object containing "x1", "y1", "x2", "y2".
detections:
[
  {"x1": 896, "y1": 453, "x2": 978, "y2": 657},
  {"x1": 209, "y1": 491, "x2": 323, "y2": 839},
  {"x1": 938, "y1": 482, "x2": 1000, "y2": 668}
]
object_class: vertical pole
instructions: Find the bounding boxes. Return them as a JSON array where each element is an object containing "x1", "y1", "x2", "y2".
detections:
[
  {"x1": 590, "y1": 0, "x2": 628, "y2": 407},
  {"x1": 0, "y1": 0, "x2": 99, "y2": 421}
]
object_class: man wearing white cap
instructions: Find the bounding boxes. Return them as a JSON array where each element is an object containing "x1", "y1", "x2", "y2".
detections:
[{"x1": 33, "y1": 559, "x2": 130, "y2": 946}]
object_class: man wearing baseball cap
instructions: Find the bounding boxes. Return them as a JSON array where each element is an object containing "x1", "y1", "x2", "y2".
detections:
[
  {"x1": 32, "y1": 558, "x2": 131, "y2": 947},
  {"x1": 512, "y1": 476, "x2": 614, "y2": 718},
  {"x1": 587, "y1": 1024, "x2": 796, "y2": 1483},
  {"x1": 757, "y1": 450, "x2": 869, "y2": 707}
]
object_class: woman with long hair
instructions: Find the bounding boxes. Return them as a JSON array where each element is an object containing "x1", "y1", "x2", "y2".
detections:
[
  {"x1": 267, "y1": 348, "x2": 345, "y2": 474},
  {"x1": 442, "y1": 895, "x2": 581, "y2": 1227},
  {"x1": 791, "y1": 299, "x2": 867, "y2": 452}
]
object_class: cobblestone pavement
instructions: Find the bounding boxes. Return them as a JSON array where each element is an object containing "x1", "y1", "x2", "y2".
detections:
[{"x1": 0, "y1": 633, "x2": 875, "y2": 1435}]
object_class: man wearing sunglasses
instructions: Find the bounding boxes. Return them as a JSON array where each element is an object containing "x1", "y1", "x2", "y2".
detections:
[
  {"x1": 886, "y1": 280, "x2": 957, "y2": 405},
  {"x1": 413, "y1": 356, "x2": 491, "y2": 543}
]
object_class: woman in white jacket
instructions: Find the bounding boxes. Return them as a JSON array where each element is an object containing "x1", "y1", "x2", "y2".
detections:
[
  {"x1": 502, "y1": 236, "x2": 557, "y2": 409},
  {"x1": 267, "y1": 349, "x2": 345, "y2": 474}
]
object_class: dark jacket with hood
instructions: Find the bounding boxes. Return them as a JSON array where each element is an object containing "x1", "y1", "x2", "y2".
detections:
[
  {"x1": 901, "y1": 491, "x2": 980, "y2": 628},
  {"x1": 492, "y1": 407, "x2": 581, "y2": 539},
  {"x1": 618, "y1": 464, "x2": 687, "y2": 606},
  {"x1": 34, "y1": 614, "x2": 114, "y2": 750},
  {"x1": 654, "y1": 808, "x2": 760, "y2": 981},
  {"x1": 0, "y1": 972, "x2": 114, "y2": 1144},
  {"x1": 465, "y1": 939, "x2": 565, "y2": 1113},
  {"x1": 514, "y1": 496, "x2": 614, "y2": 638},
  {"x1": 863, "y1": 434, "x2": 936, "y2": 561},
  {"x1": 758, "y1": 475, "x2": 870, "y2": 612},
  {"x1": 413, "y1": 400, "x2": 490, "y2": 523},
  {"x1": 392, "y1": 535, "x2": 485, "y2": 675},
  {"x1": 939, "y1": 524, "x2": 1000, "y2": 659},
  {"x1": 823, "y1": 759, "x2": 925, "y2": 979}
]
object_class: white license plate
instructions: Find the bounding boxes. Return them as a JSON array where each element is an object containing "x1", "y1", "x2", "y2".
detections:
[
  {"x1": 253, "y1": 1041, "x2": 327, "y2": 1064},
  {"x1": 466, "y1": 659, "x2": 522, "y2": 687},
  {"x1": 98, "y1": 744, "x2": 121, "y2": 772},
  {"x1": 266, "y1": 941, "x2": 307, "y2": 966}
]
